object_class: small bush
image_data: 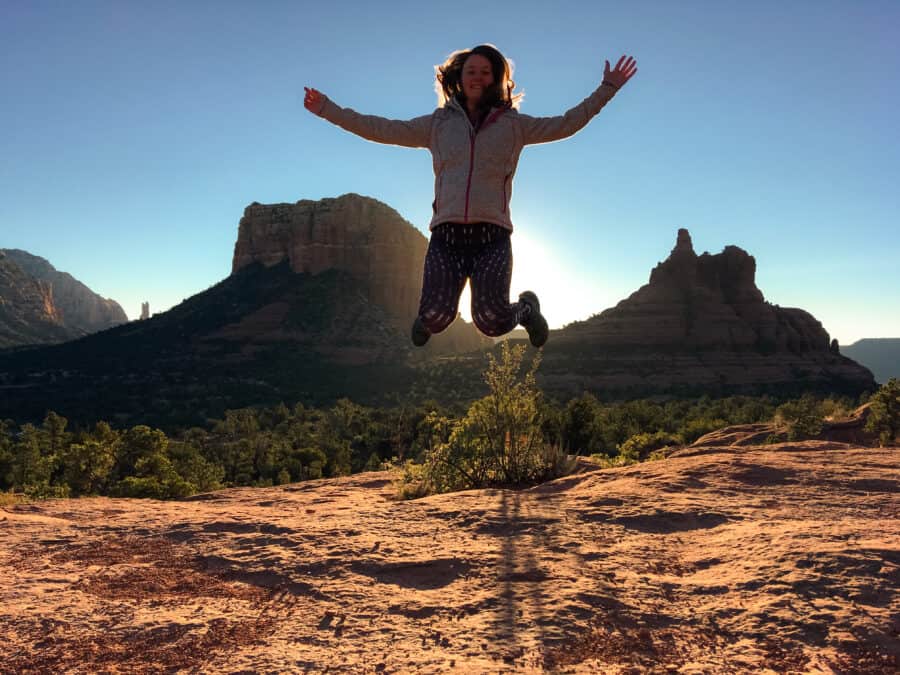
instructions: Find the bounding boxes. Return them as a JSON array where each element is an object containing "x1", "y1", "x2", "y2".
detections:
[
  {"x1": 679, "y1": 418, "x2": 728, "y2": 444},
  {"x1": 0, "y1": 491, "x2": 24, "y2": 507},
  {"x1": 618, "y1": 431, "x2": 682, "y2": 462},
  {"x1": 865, "y1": 378, "x2": 900, "y2": 446},
  {"x1": 23, "y1": 482, "x2": 71, "y2": 500},
  {"x1": 418, "y1": 342, "x2": 574, "y2": 494},
  {"x1": 394, "y1": 460, "x2": 433, "y2": 500},
  {"x1": 588, "y1": 453, "x2": 639, "y2": 469},
  {"x1": 776, "y1": 395, "x2": 824, "y2": 441}
]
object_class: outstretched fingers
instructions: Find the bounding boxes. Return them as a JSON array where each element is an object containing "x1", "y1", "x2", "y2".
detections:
[
  {"x1": 617, "y1": 56, "x2": 637, "y2": 76},
  {"x1": 606, "y1": 55, "x2": 638, "y2": 87}
]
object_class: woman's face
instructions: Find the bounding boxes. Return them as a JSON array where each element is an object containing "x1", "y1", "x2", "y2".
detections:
[{"x1": 461, "y1": 53, "x2": 494, "y2": 104}]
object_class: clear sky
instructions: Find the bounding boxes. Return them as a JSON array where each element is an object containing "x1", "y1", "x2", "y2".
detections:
[{"x1": 2, "y1": 0, "x2": 898, "y2": 345}]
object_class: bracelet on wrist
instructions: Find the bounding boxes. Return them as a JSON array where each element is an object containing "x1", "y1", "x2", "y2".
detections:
[{"x1": 602, "y1": 79, "x2": 620, "y2": 90}]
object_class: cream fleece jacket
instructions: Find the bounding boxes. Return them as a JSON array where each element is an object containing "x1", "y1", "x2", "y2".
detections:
[{"x1": 315, "y1": 83, "x2": 618, "y2": 232}]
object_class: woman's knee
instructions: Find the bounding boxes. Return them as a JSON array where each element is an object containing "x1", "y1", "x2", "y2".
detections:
[
  {"x1": 420, "y1": 305, "x2": 458, "y2": 334},
  {"x1": 472, "y1": 310, "x2": 513, "y2": 337}
]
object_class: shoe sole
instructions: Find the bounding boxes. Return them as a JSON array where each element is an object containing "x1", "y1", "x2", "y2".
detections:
[{"x1": 519, "y1": 291, "x2": 548, "y2": 347}]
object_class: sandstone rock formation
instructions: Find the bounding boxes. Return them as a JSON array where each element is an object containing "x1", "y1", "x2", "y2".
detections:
[
  {"x1": 2, "y1": 249, "x2": 127, "y2": 337},
  {"x1": 543, "y1": 230, "x2": 875, "y2": 397},
  {"x1": 231, "y1": 194, "x2": 489, "y2": 354},
  {"x1": 0, "y1": 250, "x2": 70, "y2": 347},
  {"x1": 689, "y1": 405, "x2": 876, "y2": 447}
]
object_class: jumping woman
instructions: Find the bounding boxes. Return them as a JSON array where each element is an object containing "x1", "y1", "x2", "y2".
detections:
[{"x1": 304, "y1": 45, "x2": 637, "y2": 348}]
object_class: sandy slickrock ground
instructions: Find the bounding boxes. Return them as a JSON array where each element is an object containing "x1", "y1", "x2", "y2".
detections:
[{"x1": 1, "y1": 441, "x2": 898, "y2": 674}]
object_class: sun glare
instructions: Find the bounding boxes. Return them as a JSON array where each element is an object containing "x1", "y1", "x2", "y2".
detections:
[{"x1": 455, "y1": 229, "x2": 609, "y2": 329}]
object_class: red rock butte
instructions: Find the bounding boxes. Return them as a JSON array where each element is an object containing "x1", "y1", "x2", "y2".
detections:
[
  {"x1": 545, "y1": 228, "x2": 874, "y2": 397},
  {"x1": 232, "y1": 194, "x2": 428, "y2": 331}
]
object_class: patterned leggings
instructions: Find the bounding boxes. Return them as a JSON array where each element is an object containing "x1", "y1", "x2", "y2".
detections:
[{"x1": 417, "y1": 222, "x2": 519, "y2": 337}]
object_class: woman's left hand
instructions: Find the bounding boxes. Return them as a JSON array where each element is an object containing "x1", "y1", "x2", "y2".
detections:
[{"x1": 603, "y1": 55, "x2": 638, "y2": 89}]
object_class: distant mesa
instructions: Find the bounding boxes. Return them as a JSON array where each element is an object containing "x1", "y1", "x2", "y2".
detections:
[{"x1": 0, "y1": 248, "x2": 127, "y2": 348}]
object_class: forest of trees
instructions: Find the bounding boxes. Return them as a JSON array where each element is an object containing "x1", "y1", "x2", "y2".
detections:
[{"x1": 1, "y1": 347, "x2": 895, "y2": 501}]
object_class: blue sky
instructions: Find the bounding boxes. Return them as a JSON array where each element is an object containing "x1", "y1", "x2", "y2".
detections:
[{"x1": 2, "y1": 0, "x2": 898, "y2": 345}]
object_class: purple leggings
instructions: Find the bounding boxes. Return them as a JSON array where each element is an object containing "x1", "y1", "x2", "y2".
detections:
[{"x1": 417, "y1": 222, "x2": 519, "y2": 337}]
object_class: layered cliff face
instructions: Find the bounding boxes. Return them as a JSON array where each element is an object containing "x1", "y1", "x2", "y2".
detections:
[
  {"x1": 231, "y1": 193, "x2": 489, "y2": 354},
  {"x1": 544, "y1": 230, "x2": 875, "y2": 397},
  {"x1": 233, "y1": 194, "x2": 425, "y2": 324},
  {"x1": 559, "y1": 229, "x2": 830, "y2": 353},
  {"x1": 1, "y1": 249, "x2": 128, "y2": 339},
  {"x1": 0, "y1": 251, "x2": 70, "y2": 347}
]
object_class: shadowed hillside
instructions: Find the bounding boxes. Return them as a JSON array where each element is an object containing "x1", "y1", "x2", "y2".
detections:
[
  {"x1": 0, "y1": 263, "x2": 422, "y2": 428},
  {"x1": 843, "y1": 338, "x2": 900, "y2": 384}
]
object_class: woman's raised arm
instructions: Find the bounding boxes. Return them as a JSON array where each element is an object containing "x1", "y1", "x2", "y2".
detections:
[
  {"x1": 304, "y1": 86, "x2": 432, "y2": 149},
  {"x1": 518, "y1": 55, "x2": 637, "y2": 146}
]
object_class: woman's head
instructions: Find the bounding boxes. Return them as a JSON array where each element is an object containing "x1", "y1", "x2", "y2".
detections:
[{"x1": 435, "y1": 44, "x2": 523, "y2": 110}]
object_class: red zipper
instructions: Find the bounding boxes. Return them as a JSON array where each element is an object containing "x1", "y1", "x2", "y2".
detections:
[
  {"x1": 502, "y1": 174, "x2": 509, "y2": 213},
  {"x1": 462, "y1": 108, "x2": 506, "y2": 223},
  {"x1": 463, "y1": 130, "x2": 475, "y2": 223}
]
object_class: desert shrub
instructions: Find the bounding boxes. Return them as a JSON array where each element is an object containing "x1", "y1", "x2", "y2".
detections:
[
  {"x1": 587, "y1": 453, "x2": 638, "y2": 469},
  {"x1": 22, "y1": 482, "x2": 71, "y2": 499},
  {"x1": 416, "y1": 342, "x2": 573, "y2": 495},
  {"x1": 821, "y1": 396, "x2": 855, "y2": 421},
  {"x1": 775, "y1": 395, "x2": 824, "y2": 441},
  {"x1": 865, "y1": 378, "x2": 900, "y2": 446},
  {"x1": 0, "y1": 491, "x2": 24, "y2": 507},
  {"x1": 678, "y1": 417, "x2": 729, "y2": 444},
  {"x1": 618, "y1": 431, "x2": 682, "y2": 462},
  {"x1": 394, "y1": 460, "x2": 433, "y2": 500}
]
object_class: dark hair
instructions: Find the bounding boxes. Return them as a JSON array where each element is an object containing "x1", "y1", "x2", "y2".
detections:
[{"x1": 434, "y1": 44, "x2": 523, "y2": 110}]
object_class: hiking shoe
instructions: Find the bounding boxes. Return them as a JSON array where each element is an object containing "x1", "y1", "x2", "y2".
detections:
[
  {"x1": 518, "y1": 291, "x2": 548, "y2": 348},
  {"x1": 411, "y1": 316, "x2": 431, "y2": 346}
]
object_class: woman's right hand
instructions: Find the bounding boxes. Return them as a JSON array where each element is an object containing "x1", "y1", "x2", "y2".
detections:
[{"x1": 304, "y1": 87, "x2": 326, "y2": 115}]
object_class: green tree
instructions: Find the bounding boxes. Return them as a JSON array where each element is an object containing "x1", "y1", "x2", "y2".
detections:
[
  {"x1": 865, "y1": 378, "x2": 900, "y2": 446},
  {"x1": 116, "y1": 452, "x2": 193, "y2": 499},
  {"x1": 167, "y1": 440, "x2": 224, "y2": 493},
  {"x1": 561, "y1": 393, "x2": 600, "y2": 454},
  {"x1": 114, "y1": 425, "x2": 170, "y2": 481},
  {"x1": 41, "y1": 411, "x2": 70, "y2": 459},
  {"x1": 0, "y1": 419, "x2": 14, "y2": 490},
  {"x1": 111, "y1": 425, "x2": 197, "y2": 497},
  {"x1": 11, "y1": 424, "x2": 50, "y2": 491},
  {"x1": 60, "y1": 439, "x2": 115, "y2": 495},
  {"x1": 284, "y1": 446, "x2": 326, "y2": 480}
]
